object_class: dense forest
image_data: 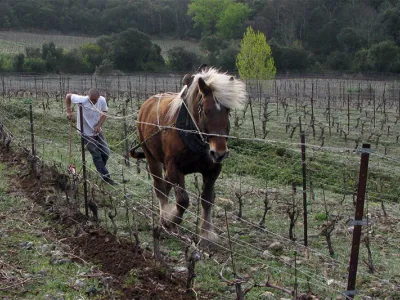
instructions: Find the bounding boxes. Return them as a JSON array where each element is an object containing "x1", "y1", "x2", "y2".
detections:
[{"x1": 1, "y1": 0, "x2": 400, "y2": 74}]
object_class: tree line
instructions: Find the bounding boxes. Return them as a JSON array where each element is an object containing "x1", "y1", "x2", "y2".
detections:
[
  {"x1": 0, "y1": 0, "x2": 193, "y2": 37},
  {"x1": 1, "y1": 0, "x2": 400, "y2": 74}
]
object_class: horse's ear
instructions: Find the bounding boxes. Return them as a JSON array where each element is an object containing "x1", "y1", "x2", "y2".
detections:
[
  {"x1": 182, "y1": 74, "x2": 193, "y2": 86},
  {"x1": 198, "y1": 77, "x2": 211, "y2": 95},
  {"x1": 197, "y1": 64, "x2": 208, "y2": 72}
]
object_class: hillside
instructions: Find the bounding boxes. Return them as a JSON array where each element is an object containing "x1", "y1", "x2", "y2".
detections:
[
  {"x1": 0, "y1": 31, "x2": 200, "y2": 58},
  {"x1": 0, "y1": 31, "x2": 97, "y2": 55}
]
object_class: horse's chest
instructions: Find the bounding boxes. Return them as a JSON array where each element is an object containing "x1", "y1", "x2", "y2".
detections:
[{"x1": 174, "y1": 151, "x2": 214, "y2": 174}]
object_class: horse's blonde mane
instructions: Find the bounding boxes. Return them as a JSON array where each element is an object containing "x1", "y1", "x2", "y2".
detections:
[{"x1": 167, "y1": 68, "x2": 247, "y2": 121}]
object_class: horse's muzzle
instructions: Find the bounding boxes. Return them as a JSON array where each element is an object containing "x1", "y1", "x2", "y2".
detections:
[{"x1": 209, "y1": 149, "x2": 229, "y2": 163}]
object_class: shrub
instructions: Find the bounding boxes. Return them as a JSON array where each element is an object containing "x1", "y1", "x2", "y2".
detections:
[
  {"x1": 25, "y1": 47, "x2": 42, "y2": 59},
  {"x1": 216, "y1": 44, "x2": 239, "y2": 71},
  {"x1": 368, "y1": 40, "x2": 400, "y2": 72},
  {"x1": 12, "y1": 53, "x2": 25, "y2": 72},
  {"x1": 95, "y1": 58, "x2": 114, "y2": 75},
  {"x1": 314, "y1": 212, "x2": 328, "y2": 221},
  {"x1": 352, "y1": 48, "x2": 371, "y2": 72},
  {"x1": 272, "y1": 42, "x2": 309, "y2": 71},
  {"x1": 167, "y1": 46, "x2": 200, "y2": 71},
  {"x1": 24, "y1": 57, "x2": 46, "y2": 73},
  {"x1": 326, "y1": 51, "x2": 349, "y2": 70},
  {"x1": 0, "y1": 54, "x2": 12, "y2": 72},
  {"x1": 62, "y1": 49, "x2": 91, "y2": 74}
]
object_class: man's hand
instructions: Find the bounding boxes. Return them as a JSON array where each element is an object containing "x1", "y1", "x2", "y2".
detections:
[
  {"x1": 94, "y1": 124, "x2": 102, "y2": 134},
  {"x1": 66, "y1": 112, "x2": 74, "y2": 121}
]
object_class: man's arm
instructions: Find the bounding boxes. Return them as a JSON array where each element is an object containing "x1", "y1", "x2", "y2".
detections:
[
  {"x1": 65, "y1": 93, "x2": 73, "y2": 120},
  {"x1": 94, "y1": 112, "x2": 107, "y2": 134}
]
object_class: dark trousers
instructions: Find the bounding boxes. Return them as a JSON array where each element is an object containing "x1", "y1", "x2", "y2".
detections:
[{"x1": 83, "y1": 132, "x2": 111, "y2": 179}]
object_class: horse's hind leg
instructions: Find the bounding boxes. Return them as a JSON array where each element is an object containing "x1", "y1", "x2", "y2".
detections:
[{"x1": 145, "y1": 156, "x2": 169, "y2": 220}]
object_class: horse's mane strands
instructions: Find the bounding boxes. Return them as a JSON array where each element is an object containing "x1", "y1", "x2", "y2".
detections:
[
  {"x1": 187, "y1": 68, "x2": 247, "y2": 114},
  {"x1": 166, "y1": 95, "x2": 184, "y2": 120},
  {"x1": 167, "y1": 68, "x2": 247, "y2": 120}
]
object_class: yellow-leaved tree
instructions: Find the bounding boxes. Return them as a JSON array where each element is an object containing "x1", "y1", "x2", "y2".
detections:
[{"x1": 236, "y1": 27, "x2": 276, "y2": 80}]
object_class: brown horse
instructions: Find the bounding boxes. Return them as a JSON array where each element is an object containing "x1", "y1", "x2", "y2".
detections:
[{"x1": 133, "y1": 68, "x2": 247, "y2": 242}]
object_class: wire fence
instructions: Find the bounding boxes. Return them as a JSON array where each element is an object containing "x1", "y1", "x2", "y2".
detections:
[{"x1": 0, "y1": 74, "x2": 399, "y2": 299}]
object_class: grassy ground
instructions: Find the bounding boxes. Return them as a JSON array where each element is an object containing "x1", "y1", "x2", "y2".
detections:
[{"x1": 0, "y1": 79, "x2": 400, "y2": 298}]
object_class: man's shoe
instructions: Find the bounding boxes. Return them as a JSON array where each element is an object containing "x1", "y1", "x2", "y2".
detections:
[{"x1": 103, "y1": 177, "x2": 118, "y2": 186}]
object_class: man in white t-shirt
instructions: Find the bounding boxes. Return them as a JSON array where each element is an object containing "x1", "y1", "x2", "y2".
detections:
[{"x1": 65, "y1": 88, "x2": 116, "y2": 185}]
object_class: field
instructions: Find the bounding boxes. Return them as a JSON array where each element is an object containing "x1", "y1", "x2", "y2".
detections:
[
  {"x1": 152, "y1": 38, "x2": 201, "y2": 57},
  {"x1": 0, "y1": 31, "x2": 200, "y2": 57},
  {"x1": 0, "y1": 74, "x2": 399, "y2": 299},
  {"x1": 0, "y1": 31, "x2": 97, "y2": 54}
]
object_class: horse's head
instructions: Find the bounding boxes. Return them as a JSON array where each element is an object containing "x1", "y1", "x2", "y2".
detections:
[
  {"x1": 197, "y1": 77, "x2": 232, "y2": 163},
  {"x1": 171, "y1": 68, "x2": 247, "y2": 163}
]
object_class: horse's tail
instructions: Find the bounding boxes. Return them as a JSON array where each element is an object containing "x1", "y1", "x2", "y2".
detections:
[{"x1": 129, "y1": 148, "x2": 146, "y2": 159}]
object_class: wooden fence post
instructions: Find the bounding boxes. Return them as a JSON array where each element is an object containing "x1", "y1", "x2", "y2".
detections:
[
  {"x1": 300, "y1": 131, "x2": 308, "y2": 247},
  {"x1": 1, "y1": 76, "x2": 5, "y2": 99},
  {"x1": 29, "y1": 104, "x2": 37, "y2": 175},
  {"x1": 123, "y1": 107, "x2": 130, "y2": 166},
  {"x1": 346, "y1": 143, "x2": 371, "y2": 298},
  {"x1": 79, "y1": 104, "x2": 89, "y2": 217}
]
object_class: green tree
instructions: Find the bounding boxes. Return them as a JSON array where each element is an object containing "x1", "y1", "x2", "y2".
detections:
[
  {"x1": 368, "y1": 40, "x2": 400, "y2": 72},
  {"x1": 80, "y1": 43, "x2": 103, "y2": 70},
  {"x1": 236, "y1": 27, "x2": 276, "y2": 80},
  {"x1": 188, "y1": 0, "x2": 251, "y2": 39},
  {"x1": 216, "y1": 2, "x2": 252, "y2": 39},
  {"x1": 113, "y1": 28, "x2": 154, "y2": 71},
  {"x1": 42, "y1": 42, "x2": 63, "y2": 73},
  {"x1": 188, "y1": 0, "x2": 227, "y2": 35},
  {"x1": 337, "y1": 27, "x2": 366, "y2": 53}
]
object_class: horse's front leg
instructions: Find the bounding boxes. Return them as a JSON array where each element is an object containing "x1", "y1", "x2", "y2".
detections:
[
  {"x1": 161, "y1": 166, "x2": 189, "y2": 230},
  {"x1": 200, "y1": 166, "x2": 221, "y2": 243}
]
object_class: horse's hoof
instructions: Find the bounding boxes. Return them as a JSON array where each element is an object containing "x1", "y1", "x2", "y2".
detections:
[
  {"x1": 197, "y1": 237, "x2": 218, "y2": 250},
  {"x1": 198, "y1": 230, "x2": 219, "y2": 249},
  {"x1": 160, "y1": 217, "x2": 177, "y2": 231}
]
